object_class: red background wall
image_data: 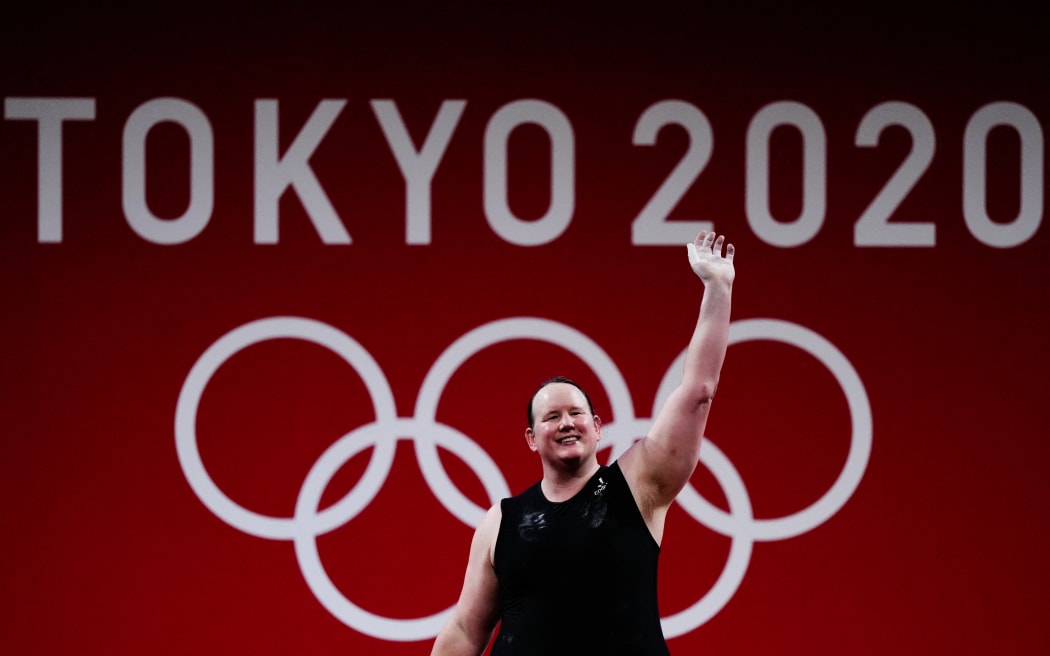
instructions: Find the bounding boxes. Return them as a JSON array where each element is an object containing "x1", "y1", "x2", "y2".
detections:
[{"x1": 2, "y1": 3, "x2": 1047, "y2": 654}]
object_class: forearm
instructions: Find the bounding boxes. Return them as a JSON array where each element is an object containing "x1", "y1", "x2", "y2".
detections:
[{"x1": 680, "y1": 279, "x2": 733, "y2": 402}]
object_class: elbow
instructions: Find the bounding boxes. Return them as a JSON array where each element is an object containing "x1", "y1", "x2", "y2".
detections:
[{"x1": 685, "y1": 379, "x2": 717, "y2": 410}]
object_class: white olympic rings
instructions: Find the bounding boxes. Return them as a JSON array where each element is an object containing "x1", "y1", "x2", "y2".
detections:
[{"x1": 174, "y1": 315, "x2": 872, "y2": 641}]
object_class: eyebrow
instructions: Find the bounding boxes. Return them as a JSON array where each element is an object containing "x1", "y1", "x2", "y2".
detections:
[{"x1": 544, "y1": 405, "x2": 586, "y2": 416}]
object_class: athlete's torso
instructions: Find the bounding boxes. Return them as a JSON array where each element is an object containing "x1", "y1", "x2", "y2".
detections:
[{"x1": 491, "y1": 462, "x2": 670, "y2": 656}]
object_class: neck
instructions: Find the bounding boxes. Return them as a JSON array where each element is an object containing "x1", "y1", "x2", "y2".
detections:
[{"x1": 541, "y1": 460, "x2": 601, "y2": 502}]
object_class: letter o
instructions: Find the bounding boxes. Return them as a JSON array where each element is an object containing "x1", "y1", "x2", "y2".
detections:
[
  {"x1": 483, "y1": 99, "x2": 575, "y2": 246},
  {"x1": 122, "y1": 98, "x2": 214, "y2": 244}
]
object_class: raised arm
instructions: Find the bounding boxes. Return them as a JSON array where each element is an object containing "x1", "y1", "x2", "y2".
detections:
[
  {"x1": 619, "y1": 231, "x2": 735, "y2": 537},
  {"x1": 430, "y1": 504, "x2": 502, "y2": 656}
]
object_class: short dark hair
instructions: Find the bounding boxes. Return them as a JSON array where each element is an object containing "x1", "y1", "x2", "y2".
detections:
[{"x1": 526, "y1": 376, "x2": 596, "y2": 429}]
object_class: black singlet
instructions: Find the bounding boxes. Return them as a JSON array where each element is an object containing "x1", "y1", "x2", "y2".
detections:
[{"x1": 491, "y1": 462, "x2": 670, "y2": 656}]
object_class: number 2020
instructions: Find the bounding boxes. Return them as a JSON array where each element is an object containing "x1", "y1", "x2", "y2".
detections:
[{"x1": 631, "y1": 99, "x2": 1043, "y2": 249}]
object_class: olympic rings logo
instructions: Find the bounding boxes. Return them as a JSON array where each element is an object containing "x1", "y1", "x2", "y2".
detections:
[{"x1": 174, "y1": 316, "x2": 872, "y2": 642}]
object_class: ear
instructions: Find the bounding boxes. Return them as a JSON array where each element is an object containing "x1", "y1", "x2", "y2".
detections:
[
  {"x1": 593, "y1": 414, "x2": 602, "y2": 442},
  {"x1": 525, "y1": 427, "x2": 538, "y2": 452}
]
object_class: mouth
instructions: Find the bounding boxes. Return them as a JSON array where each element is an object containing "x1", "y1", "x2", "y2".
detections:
[{"x1": 556, "y1": 436, "x2": 580, "y2": 445}]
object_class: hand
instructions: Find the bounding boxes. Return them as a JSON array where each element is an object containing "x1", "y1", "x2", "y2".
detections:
[{"x1": 686, "y1": 231, "x2": 735, "y2": 286}]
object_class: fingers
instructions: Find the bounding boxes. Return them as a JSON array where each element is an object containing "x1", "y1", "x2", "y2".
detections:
[
  {"x1": 691, "y1": 231, "x2": 716, "y2": 251},
  {"x1": 690, "y1": 231, "x2": 733, "y2": 259}
]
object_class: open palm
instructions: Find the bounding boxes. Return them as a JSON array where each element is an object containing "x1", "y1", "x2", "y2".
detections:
[{"x1": 687, "y1": 231, "x2": 735, "y2": 286}]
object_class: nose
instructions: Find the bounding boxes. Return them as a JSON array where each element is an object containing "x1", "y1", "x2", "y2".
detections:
[{"x1": 558, "y1": 415, "x2": 575, "y2": 430}]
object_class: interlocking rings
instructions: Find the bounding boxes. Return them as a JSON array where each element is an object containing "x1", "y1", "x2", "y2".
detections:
[
  {"x1": 175, "y1": 315, "x2": 871, "y2": 641},
  {"x1": 653, "y1": 319, "x2": 872, "y2": 637}
]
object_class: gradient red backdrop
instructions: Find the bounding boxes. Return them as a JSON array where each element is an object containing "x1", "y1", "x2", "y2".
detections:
[{"x1": 2, "y1": 3, "x2": 1047, "y2": 654}]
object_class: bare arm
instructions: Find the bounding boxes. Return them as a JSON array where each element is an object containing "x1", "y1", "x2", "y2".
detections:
[
  {"x1": 620, "y1": 231, "x2": 735, "y2": 533},
  {"x1": 430, "y1": 504, "x2": 502, "y2": 656}
]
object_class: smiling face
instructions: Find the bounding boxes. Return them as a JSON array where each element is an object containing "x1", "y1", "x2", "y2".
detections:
[{"x1": 525, "y1": 381, "x2": 601, "y2": 470}]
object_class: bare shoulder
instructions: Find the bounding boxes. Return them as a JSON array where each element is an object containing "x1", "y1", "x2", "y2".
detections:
[
  {"x1": 475, "y1": 502, "x2": 503, "y2": 565},
  {"x1": 615, "y1": 444, "x2": 657, "y2": 511},
  {"x1": 615, "y1": 439, "x2": 674, "y2": 538},
  {"x1": 433, "y1": 503, "x2": 504, "y2": 654}
]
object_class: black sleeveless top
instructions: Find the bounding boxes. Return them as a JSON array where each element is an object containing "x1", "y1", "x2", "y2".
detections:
[{"x1": 491, "y1": 462, "x2": 670, "y2": 655}]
